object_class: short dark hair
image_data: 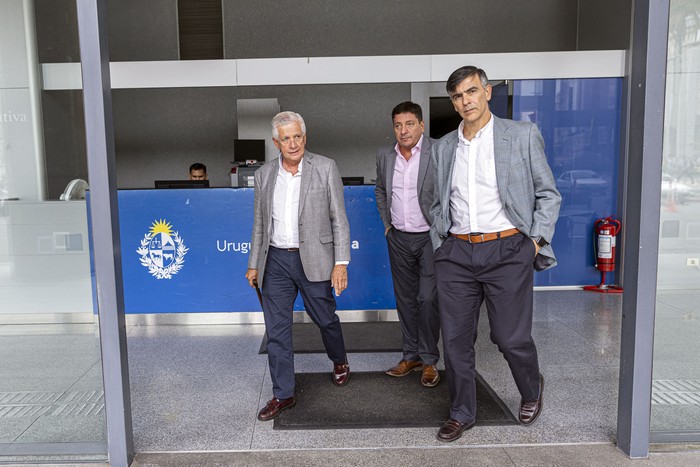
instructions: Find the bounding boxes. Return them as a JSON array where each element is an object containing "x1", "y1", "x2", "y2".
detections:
[
  {"x1": 189, "y1": 163, "x2": 206, "y2": 173},
  {"x1": 445, "y1": 66, "x2": 489, "y2": 95},
  {"x1": 391, "y1": 101, "x2": 423, "y2": 122}
]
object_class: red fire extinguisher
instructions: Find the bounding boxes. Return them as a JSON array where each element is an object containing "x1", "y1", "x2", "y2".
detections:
[{"x1": 583, "y1": 216, "x2": 623, "y2": 293}]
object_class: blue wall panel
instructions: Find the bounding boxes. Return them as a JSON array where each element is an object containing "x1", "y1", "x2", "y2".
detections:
[
  {"x1": 513, "y1": 78, "x2": 622, "y2": 286},
  {"x1": 117, "y1": 186, "x2": 395, "y2": 313}
]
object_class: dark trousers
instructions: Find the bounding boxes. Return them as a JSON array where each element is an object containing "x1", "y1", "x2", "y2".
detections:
[
  {"x1": 434, "y1": 234, "x2": 540, "y2": 424},
  {"x1": 386, "y1": 229, "x2": 440, "y2": 364},
  {"x1": 261, "y1": 246, "x2": 347, "y2": 399}
]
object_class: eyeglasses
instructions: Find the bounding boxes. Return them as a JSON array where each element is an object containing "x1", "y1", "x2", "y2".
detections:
[{"x1": 277, "y1": 135, "x2": 304, "y2": 145}]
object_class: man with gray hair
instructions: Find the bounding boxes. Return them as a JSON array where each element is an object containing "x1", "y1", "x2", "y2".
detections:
[{"x1": 246, "y1": 111, "x2": 351, "y2": 421}]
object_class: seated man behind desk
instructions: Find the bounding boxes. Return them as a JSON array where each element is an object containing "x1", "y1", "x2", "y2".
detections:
[{"x1": 189, "y1": 163, "x2": 207, "y2": 180}]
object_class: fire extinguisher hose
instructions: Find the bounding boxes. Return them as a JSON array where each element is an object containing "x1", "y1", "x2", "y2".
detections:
[{"x1": 592, "y1": 225, "x2": 599, "y2": 270}]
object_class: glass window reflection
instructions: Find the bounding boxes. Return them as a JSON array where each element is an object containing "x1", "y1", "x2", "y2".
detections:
[
  {"x1": 651, "y1": 0, "x2": 700, "y2": 435},
  {"x1": 514, "y1": 78, "x2": 622, "y2": 286}
]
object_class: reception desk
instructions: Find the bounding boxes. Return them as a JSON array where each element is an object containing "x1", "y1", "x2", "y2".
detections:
[
  {"x1": 110, "y1": 184, "x2": 615, "y2": 314},
  {"x1": 116, "y1": 186, "x2": 394, "y2": 314}
]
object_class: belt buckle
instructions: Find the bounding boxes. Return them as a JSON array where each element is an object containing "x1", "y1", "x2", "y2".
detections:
[{"x1": 468, "y1": 233, "x2": 484, "y2": 244}]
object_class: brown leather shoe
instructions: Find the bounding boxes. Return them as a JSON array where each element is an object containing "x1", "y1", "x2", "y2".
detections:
[
  {"x1": 333, "y1": 362, "x2": 350, "y2": 386},
  {"x1": 519, "y1": 373, "x2": 544, "y2": 425},
  {"x1": 385, "y1": 360, "x2": 423, "y2": 377},
  {"x1": 420, "y1": 364, "x2": 440, "y2": 387},
  {"x1": 257, "y1": 396, "x2": 296, "y2": 421},
  {"x1": 436, "y1": 418, "x2": 475, "y2": 442}
]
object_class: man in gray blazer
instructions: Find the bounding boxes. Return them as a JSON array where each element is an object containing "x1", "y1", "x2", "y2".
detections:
[
  {"x1": 246, "y1": 111, "x2": 351, "y2": 422},
  {"x1": 430, "y1": 66, "x2": 561, "y2": 442},
  {"x1": 375, "y1": 101, "x2": 440, "y2": 388}
]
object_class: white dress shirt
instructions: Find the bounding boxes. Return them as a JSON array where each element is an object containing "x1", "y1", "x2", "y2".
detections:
[
  {"x1": 449, "y1": 116, "x2": 516, "y2": 234},
  {"x1": 270, "y1": 156, "x2": 303, "y2": 248},
  {"x1": 269, "y1": 155, "x2": 349, "y2": 265}
]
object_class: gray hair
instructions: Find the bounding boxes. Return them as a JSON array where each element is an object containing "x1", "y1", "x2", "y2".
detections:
[{"x1": 272, "y1": 111, "x2": 306, "y2": 139}]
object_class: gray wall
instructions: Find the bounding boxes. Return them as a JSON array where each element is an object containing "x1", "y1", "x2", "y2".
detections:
[
  {"x1": 577, "y1": 0, "x2": 632, "y2": 50},
  {"x1": 35, "y1": 0, "x2": 632, "y2": 197},
  {"x1": 36, "y1": 0, "x2": 632, "y2": 63},
  {"x1": 41, "y1": 91, "x2": 88, "y2": 199},
  {"x1": 223, "y1": 0, "x2": 579, "y2": 58},
  {"x1": 35, "y1": 0, "x2": 178, "y2": 63},
  {"x1": 113, "y1": 83, "x2": 407, "y2": 188}
]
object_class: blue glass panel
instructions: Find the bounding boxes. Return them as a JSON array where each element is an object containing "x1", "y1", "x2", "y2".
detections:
[
  {"x1": 513, "y1": 78, "x2": 622, "y2": 286},
  {"x1": 490, "y1": 81, "x2": 510, "y2": 119}
]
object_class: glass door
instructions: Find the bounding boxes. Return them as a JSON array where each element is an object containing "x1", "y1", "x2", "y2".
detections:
[
  {"x1": 651, "y1": 0, "x2": 700, "y2": 439},
  {"x1": 0, "y1": 0, "x2": 107, "y2": 461}
]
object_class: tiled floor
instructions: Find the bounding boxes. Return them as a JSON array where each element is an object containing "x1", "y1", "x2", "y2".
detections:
[
  {"x1": 652, "y1": 289, "x2": 700, "y2": 432},
  {"x1": 1, "y1": 290, "x2": 699, "y2": 465}
]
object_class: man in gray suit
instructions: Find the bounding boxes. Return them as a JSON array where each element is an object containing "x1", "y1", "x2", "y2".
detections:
[
  {"x1": 430, "y1": 66, "x2": 561, "y2": 442},
  {"x1": 246, "y1": 111, "x2": 351, "y2": 422},
  {"x1": 375, "y1": 101, "x2": 440, "y2": 388}
]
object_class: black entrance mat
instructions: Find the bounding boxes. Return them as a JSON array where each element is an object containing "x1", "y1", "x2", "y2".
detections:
[
  {"x1": 273, "y1": 371, "x2": 518, "y2": 430},
  {"x1": 259, "y1": 321, "x2": 402, "y2": 354}
]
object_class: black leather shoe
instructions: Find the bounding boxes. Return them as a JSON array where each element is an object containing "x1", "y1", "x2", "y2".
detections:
[
  {"x1": 333, "y1": 362, "x2": 350, "y2": 386},
  {"x1": 257, "y1": 396, "x2": 296, "y2": 421},
  {"x1": 519, "y1": 373, "x2": 544, "y2": 425},
  {"x1": 437, "y1": 419, "x2": 475, "y2": 442}
]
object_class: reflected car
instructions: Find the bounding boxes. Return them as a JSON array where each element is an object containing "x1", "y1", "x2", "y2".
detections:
[
  {"x1": 556, "y1": 170, "x2": 609, "y2": 196},
  {"x1": 661, "y1": 175, "x2": 694, "y2": 204}
]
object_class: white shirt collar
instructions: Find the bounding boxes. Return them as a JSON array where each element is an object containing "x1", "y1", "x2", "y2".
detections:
[
  {"x1": 458, "y1": 114, "x2": 494, "y2": 144},
  {"x1": 277, "y1": 154, "x2": 304, "y2": 175}
]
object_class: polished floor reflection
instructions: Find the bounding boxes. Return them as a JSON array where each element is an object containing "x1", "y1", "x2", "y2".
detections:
[
  {"x1": 2, "y1": 290, "x2": 625, "y2": 461},
  {"x1": 652, "y1": 290, "x2": 700, "y2": 432},
  {"x1": 0, "y1": 324, "x2": 105, "y2": 447},
  {"x1": 126, "y1": 291, "x2": 622, "y2": 451}
]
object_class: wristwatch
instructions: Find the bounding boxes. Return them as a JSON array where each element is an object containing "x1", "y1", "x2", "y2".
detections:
[{"x1": 532, "y1": 236, "x2": 549, "y2": 248}]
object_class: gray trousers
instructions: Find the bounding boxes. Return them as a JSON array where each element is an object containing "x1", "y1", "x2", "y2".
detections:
[
  {"x1": 386, "y1": 228, "x2": 440, "y2": 365},
  {"x1": 434, "y1": 234, "x2": 540, "y2": 424}
]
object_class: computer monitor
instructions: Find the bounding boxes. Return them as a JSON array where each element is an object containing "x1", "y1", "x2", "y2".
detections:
[
  {"x1": 234, "y1": 139, "x2": 266, "y2": 163},
  {"x1": 341, "y1": 176, "x2": 364, "y2": 186},
  {"x1": 154, "y1": 180, "x2": 210, "y2": 189}
]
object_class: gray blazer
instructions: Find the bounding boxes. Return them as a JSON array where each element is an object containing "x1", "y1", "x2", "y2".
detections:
[
  {"x1": 375, "y1": 137, "x2": 436, "y2": 230},
  {"x1": 248, "y1": 151, "x2": 351, "y2": 287},
  {"x1": 429, "y1": 116, "x2": 561, "y2": 271}
]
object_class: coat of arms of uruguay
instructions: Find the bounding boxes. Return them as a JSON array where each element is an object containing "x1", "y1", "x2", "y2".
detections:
[{"x1": 137, "y1": 219, "x2": 188, "y2": 279}]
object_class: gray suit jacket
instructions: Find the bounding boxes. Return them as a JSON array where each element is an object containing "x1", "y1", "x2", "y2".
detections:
[
  {"x1": 375, "y1": 137, "x2": 436, "y2": 230},
  {"x1": 429, "y1": 116, "x2": 561, "y2": 271},
  {"x1": 248, "y1": 151, "x2": 351, "y2": 287}
]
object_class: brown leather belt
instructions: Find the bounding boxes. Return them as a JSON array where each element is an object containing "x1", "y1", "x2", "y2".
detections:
[
  {"x1": 271, "y1": 246, "x2": 299, "y2": 252},
  {"x1": 451, "y1": 228, "x2": 521, "y2": 244}
]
